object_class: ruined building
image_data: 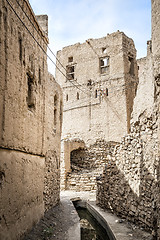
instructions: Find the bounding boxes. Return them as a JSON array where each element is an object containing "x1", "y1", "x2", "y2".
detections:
[
  {"x1": 56, "y1": 30, "x2": 138, "y2": 190},
  {"x1": 96, "y1": 0, "x2": 160, "y2": 237},
  {"x1": 56, "y1": 0, "x2": 160, "y2": 237},
  {"x1": 0, "y1": 0, "x2": 62, "y2": 239}
]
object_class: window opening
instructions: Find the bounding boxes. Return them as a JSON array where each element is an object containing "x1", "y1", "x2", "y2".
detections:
[
  {"x1": 66, "y1": 65, "x2": 75, "y2": 80},
  {"x1": 95, "y1": 89, "x2": 98, "y2": 98},
  {"x1": 77, "y1": 92, "x2": 79, "y2": 100},
  {"x1": 102, "y1": 47, "x2": 107, "y2": 53},
  {"x1": 60, "y1": 101, "x2": 63, "y2": 130},
  {"x1": 128, "y1": 56, "x2": 134, "y2": 75},
  {"x1": 54, "y1": 94, "x2": 58, "y2": 131},
  {"x1": 66, "y1": 94, "x2": 69, "y2": 101},
  {"x1": 106, "y1": 88, "x2": 108, "y2": 96},
  {"x1": 54, "y1": 94, "x2": 58, "y2": 107},
  {"x1": 27, "y1": 74, "x2": 35, "y2": 109},
  {"x1": 87, "y1": 80, "x2": 92, "y2": 86},
  {"x1": 38, "y1": 68, "x2": 41, "y2": 84},
  {"x1": 100, "y1": 56, "x2": 109, "y2": 74},
  {"x1": 68, "y1": 56, "x2": 73, "y2": 63},
  {"x1": 19, "y1": 37, "x2": 22, "y2": 62},
  {"x1": 54, "y1": 109, "x2": 57, "y2": 126}
]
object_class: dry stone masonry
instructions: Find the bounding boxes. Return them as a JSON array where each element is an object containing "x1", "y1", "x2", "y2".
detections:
[
  {"x1": 66, "y1": 140, "x2": 117, "y2": 191},
  {"x1": 96, "y1": 108, "x2": 159, "y2": 231}
]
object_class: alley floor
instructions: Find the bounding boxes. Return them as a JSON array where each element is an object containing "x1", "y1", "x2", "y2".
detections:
[{"x1": 22, "y1": 191, "x2": 152, "y2": 240}]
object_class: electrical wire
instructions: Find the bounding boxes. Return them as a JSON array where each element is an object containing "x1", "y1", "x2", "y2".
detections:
[
  {"x1": 13, "y1": 0, "x2": 135, "y2": 97},
  {"x1": 15, "y1": 0, "x2": 67, "y2": 73},
  {"x1": 5, "y1": 0, "x2": 139, "y2": 100},
  {"x1": 16, "y1": 0, "x2": 96, "y2": 97},
  {"x1": 5, "y1": 0, "x2": 92, "y2": 96},
  {"x1": 63, "y1": 83, "x2": 138, "y2": 106}
]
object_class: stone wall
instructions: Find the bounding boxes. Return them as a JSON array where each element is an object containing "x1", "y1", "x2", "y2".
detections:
[
  {"x1": 0, "y1": 0, "x2": 62, "y2": 239},
  {"x1": 65, "y1": 140, "x2": 117, "y2": 191},
  {"x1": 96, "y1": 97, "x2": 159, "y2": 233}
]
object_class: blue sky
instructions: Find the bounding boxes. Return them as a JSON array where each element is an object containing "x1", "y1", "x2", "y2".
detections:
[{"x1": 29, "y1": 0, "x2": 151, "y2": 75}]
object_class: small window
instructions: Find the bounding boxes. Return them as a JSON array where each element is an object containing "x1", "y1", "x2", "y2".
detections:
[
  {"x1": 38, "y1": 68, "x2": 41, "y2": 84},
  {"x1": 128, "y1": 56, "x2": 134, "y2": 75},
  {"x1": 27, "y1": 74, "x2": 35, "y2": 110},
  {"x1": 54, "y1": 94, "x2": 58, "y2": 107},
  {"x1": 100, "y1": 57, "x2": 109, "y2": 74},
  {"x1": 87, "y1": 80, "x2": 92, "y2": 86},
  {"x1": 66, "y1": 94, "x2": 68, "y2": 101},
  {"x1": 19, "y1": 37, "x2": 22, "y2": 62},
  {"x1": 68, "y1": 56, "x2": 73, "y2": 63},
  {"x1": 54, "y1": 109, "x2": 57, "y2": 126},
  {"x1": 66, "y1": 65, "x2": 75, "y2": 80},
  {"x1": 102, "y1": 47, "x2": 107, "y2": 53},
  {"x1": 106, "y1": 88, "x2": 108, "y2": 96},
  {"x1": 77, "y1": 92, "x2": 79, "y2": 100},
  {"x1": 60, "y1": 101, "x2": 63, "y2": 130},
  {"x1": 54, "y1": 94, "x2": 58, "y2": 130},
  {"x1": 95, "y1": 89, "x2": 98, "y2": 98}
]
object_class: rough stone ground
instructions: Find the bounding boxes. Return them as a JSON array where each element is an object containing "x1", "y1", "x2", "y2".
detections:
[
  {"x1": 22, "y1": 191, "x2": 152, "y2": 240},
  {"x1": 23, "y1": 202, "x2": 68, "y2": 240},
  {"x1": 22, "y1": 194, "x2": 80, "y2": 240}
]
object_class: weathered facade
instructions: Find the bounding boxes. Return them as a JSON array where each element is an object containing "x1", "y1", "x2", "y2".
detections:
[
  {"x1": 0, "y1": 0, "x2": 62, "y2": 239},
  {"x1": 97, "y1": 0, "x2": 160, "y2": 238},
  {"x1": 56, "y1": 32, "x2": 138, "y2": 190}
]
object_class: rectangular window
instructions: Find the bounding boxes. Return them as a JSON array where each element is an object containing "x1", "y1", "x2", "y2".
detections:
[
  {"x1": 128, "y1": 56, "x2": 134, "y2": 75},
  {"x1": 27, "y1": 74, "x2": 35, "y2": 110},
  {"x1": 68, "y1": 56, "x2": 73, "y2": 62},
  {"x1": 100, "y1": 57, "x2": 109, "y2": 74},
  {"x1": 66, "y1": 65, "x2": 75, "y2": 80}
]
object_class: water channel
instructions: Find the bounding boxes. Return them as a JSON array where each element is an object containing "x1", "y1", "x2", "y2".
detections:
[{"x1": 73, "y1": 201, "x2": 112, "y2": 240}]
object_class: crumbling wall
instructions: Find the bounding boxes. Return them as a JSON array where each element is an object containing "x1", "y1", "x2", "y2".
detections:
[
  {"x1": 96, "y1": 20, "x2": 160, "y2": 235},
  {"x1": 65, "y1": 140, "x2": 117, "y2": 191},
  {"x1": 96, "y1": 107, "x2": 158, "y2": 231}
]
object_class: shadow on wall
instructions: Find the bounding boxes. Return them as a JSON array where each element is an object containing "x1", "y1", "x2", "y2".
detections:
[{"x1": 96, "y1": 155, "x2": 159, "y2": 238}]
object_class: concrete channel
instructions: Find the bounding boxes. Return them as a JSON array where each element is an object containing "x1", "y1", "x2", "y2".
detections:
[{"x1": 61, "y1": 191, "x2": 152, "y2": 240}]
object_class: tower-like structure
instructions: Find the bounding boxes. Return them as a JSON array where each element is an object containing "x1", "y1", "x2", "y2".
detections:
[
  {"x1": 56, "y1": 31, "x2": 138, "y2": 190},
  {"x1": 56, "y1": 31, "x2": 138, "y2": 145}
]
